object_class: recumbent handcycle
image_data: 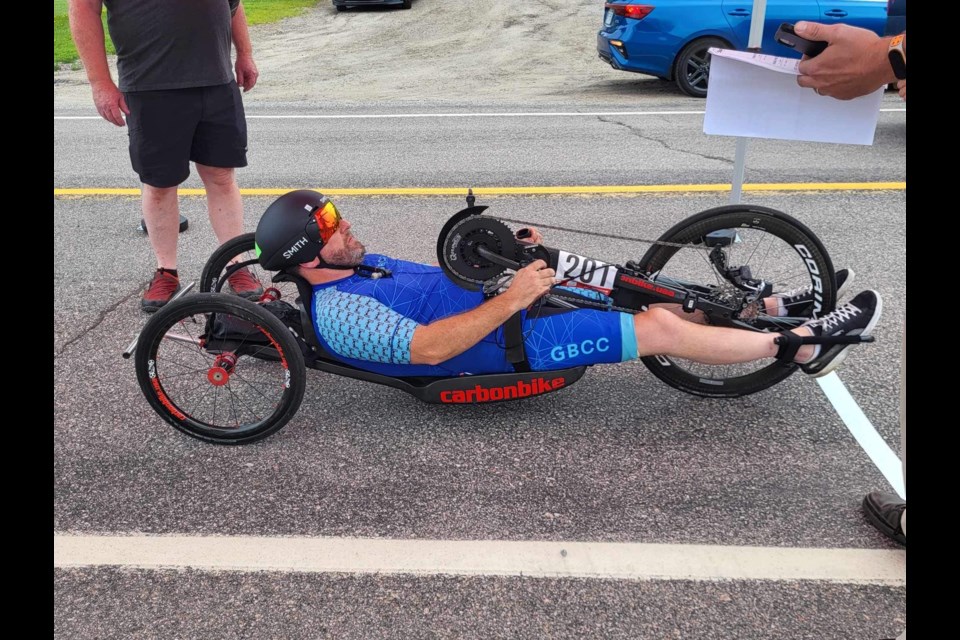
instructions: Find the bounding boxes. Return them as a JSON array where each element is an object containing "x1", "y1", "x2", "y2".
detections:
[{"x1": 125, "y1": 199, "x2": 870, "y2": 444}]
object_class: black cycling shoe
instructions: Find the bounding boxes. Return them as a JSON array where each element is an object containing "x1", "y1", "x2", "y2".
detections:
[
  {"x1": 773, "y1": 268, "x2": 854, "y2": 317},
  {"x1": 798, "y1": 290, "x2": 882, "y2": 377}
]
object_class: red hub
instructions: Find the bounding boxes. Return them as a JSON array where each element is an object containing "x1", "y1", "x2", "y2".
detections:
[
  {"x1": 259, "y1": 287, "x2": 281, "y2": 302},
  {"x1": 207, "y1": 353, "x2": 238, "y2": 386}
]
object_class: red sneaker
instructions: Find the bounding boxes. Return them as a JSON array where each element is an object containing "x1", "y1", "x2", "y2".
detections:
[
  {"x1": 141, "y1": 270, "x2": 181, "y2": 313},
  {"x1": 227, "y1": 266, "x2": 264, "y2": 299}
]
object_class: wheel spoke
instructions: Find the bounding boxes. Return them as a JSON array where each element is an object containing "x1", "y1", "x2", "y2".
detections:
[
  {"x1": 227, "y1": 381, "x2": 240, "y2": 428},
  {"x1": 230, "y1": 368, "x2": 282, "y2": 405},
  {"x1": 225, "y1": 382, "x2": 267, "y2": 425}
]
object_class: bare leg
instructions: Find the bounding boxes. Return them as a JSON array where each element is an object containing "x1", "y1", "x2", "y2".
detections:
[
  {"x1": 634, "y1": 307, "x2": 815, "y2": 364},
  {"x1": 142, "y1": 185, "x2": 180, "y2": 269},
  {"x1": 648, "y1": 303, "x2": 709, "y2": 324},
  {"x1": 196, "y1": 163, "x2": 244, "y2": 244}
]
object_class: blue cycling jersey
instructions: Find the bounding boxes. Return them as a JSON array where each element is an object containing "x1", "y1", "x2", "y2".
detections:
[{"x1": 310, "y1": 254, "x2": 638, "y2": 376}]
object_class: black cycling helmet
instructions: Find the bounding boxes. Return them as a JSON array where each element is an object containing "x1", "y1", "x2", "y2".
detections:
[{"x1": 255, "y1": 190, "x2": 342, "y2": 270}]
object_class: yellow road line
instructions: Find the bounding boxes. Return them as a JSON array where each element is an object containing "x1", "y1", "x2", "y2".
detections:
[{"x1": 54, "y1": 182, "x2": 906, "y2": 197}]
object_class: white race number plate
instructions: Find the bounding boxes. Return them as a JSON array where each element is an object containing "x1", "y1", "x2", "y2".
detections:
[{"x1": 556, "y1": 251, "x2": 619, "y2": 292}]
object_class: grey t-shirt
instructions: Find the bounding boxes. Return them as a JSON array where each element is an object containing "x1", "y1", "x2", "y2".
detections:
[{"x1": 103, "y1": 0, "x2": 241, "y2": 92}]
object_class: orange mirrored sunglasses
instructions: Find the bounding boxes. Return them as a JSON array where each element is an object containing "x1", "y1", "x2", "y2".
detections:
[{"x1": 313, "y1": 201, "x2": 342, "y2": 244}]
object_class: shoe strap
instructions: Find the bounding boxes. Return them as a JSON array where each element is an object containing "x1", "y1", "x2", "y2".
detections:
[{"x1": 773, "y1": 331, "x2": 822, "y2": 362}]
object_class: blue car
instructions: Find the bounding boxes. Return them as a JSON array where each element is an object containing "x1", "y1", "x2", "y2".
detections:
[
  {"x1": 334, "y1": 0, "x2": 411, "y2": 10},
  {"x1": 597, "y1": 0, "x2": 889, "y2": 98}
]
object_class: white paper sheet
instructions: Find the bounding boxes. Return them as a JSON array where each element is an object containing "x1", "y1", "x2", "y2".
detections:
[{"x1": 703, "y1": 48, "x2": 884, "y2": 145}]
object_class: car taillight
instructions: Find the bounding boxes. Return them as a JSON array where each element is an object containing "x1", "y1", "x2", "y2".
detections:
[{"x1": 605, "y1": 3, "x2": 655, "y2": 20}]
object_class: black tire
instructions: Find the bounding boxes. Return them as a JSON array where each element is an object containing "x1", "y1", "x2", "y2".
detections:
[
  {"x1": 674, "y1": 37, "x2": 727, "y2": 98},
  {"x1": 636, "y1": 204, "x2": 837, "y2": 398},
  {"x1": 135, "y1": 293, "x2": 307, "y2": 444},
  {"x1": 401, "y1": 0, "x2": 412, "y2": 8},
  {"x1": 200, "y1": 232, "x2": 300, "y2": 305}
]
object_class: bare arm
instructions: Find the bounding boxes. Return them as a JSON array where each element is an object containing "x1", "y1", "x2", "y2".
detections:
[
  {"x1": 795, "y1": 22, "x2": 900, "y2": 100},
  {"x1": 68, "y1": 0, "x2": 128, "y2": 126},
  {"x1": 232, "y1": 2, "x2": 259, "y2": 92},
  {"x1": 410, "y1": 260, "x2": 555, "y2": 365}
]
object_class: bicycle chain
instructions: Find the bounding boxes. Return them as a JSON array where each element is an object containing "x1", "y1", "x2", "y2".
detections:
[
  {"x1": 462, "y1": 212, "x2": 739, "y2": 309},
  {"x1": 491, "y1": 215, "x2": 715, "y2": 253},
  {"x1": 475, "y1": 214, "x2": 777, "y2": 324}
]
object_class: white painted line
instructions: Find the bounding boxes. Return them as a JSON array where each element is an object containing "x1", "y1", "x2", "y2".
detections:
[
  {"x1": 252, "y1": 111, "x2": 708, "y2": 119},
  {"x1": 817, "y1": 372, "x2": 905, "y2": 499},
  {"x1": 54, "y1": 534, "x2": 905, "y2": 585},
  {"x1": 53, "y1": 109, "x2": 907, "y2": 121}
]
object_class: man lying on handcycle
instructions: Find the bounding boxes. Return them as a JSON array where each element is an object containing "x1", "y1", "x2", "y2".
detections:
[{"x1": 253, "y1": 190, "x2": 881, "y2": 380}]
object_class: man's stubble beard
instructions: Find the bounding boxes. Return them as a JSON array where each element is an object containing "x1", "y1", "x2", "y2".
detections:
[{"x1": 326, "y1": 237, "x2": 366, "y2": 267}]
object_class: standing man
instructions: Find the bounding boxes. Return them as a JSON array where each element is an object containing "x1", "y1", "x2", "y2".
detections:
[{"x1": 69, "y1": 0, "x2": 264, "y2": 311}]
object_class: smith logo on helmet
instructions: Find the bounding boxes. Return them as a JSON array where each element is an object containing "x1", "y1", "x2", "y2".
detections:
[{"x1": 283, "y1": 236, "x2": 310, "y2": 260}]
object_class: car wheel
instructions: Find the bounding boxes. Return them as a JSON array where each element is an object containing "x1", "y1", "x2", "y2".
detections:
[
  {"x1": 401, "y1": 0, "x2": 412, "y2": 8},
  {"x1": 674, "y1": 37, "x2": 727, "y2": 98}
]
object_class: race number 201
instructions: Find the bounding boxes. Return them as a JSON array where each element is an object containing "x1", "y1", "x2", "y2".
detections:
[{"x1": 556, "y1": 251, "x2": 618, "y2": 292}]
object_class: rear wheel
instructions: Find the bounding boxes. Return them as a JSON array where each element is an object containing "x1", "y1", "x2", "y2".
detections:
[
  {"x1": 636, "y1": 205, "x2": 837, "y2": 397},
  {"x1": 201, "y1": 232, "x2": 301, "y2": 306},
  {"x1": 674, "y1": 37, "x2": 726, "y2": 98},
  {"x1": 135, "y1": 294, "x2": 307, "y2": 444}
]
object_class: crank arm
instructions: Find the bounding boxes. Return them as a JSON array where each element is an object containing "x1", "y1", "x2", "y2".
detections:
[{"x1": 475, "y1": 245, "x2": 522, "y2": 270}]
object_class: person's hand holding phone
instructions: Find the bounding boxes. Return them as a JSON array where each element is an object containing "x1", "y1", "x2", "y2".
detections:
[{"x1": 793, "y1": 21, "x2": 898, "y2": 100}]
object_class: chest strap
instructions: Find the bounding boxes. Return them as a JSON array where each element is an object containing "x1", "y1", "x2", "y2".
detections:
[{"x1": 503, "y1": 311, "x2": 531, "y2": 372}]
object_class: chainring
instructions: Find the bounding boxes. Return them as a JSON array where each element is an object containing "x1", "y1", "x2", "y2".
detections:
[{"x1": 436, "y1": 207, "x2": 520, "y2": 291}]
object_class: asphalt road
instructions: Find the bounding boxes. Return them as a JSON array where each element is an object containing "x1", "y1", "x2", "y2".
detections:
[
  {"x1": 54, "y1": 97, "x2": 906, "y2": 190},
  {"x1": 54, "y1": 103, "x2": 907, "y2": 639}
]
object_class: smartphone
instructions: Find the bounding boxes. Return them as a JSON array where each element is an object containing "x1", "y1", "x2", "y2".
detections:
[{"x1": 774, "y1": 23, "x2": 828, "y2": 57}]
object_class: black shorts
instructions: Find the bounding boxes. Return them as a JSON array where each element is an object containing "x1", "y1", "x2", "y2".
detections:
[{"x1": 124, "y1": 82, "x2": 248, "y2": 188}]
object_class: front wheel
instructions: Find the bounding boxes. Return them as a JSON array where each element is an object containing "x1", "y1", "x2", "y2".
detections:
[
  {"x1": 636, "y1": 205, "x2": 837, "y2": 398},
  {"x1": 134, "y1": 293, "x2": 307, "y2": 444}
]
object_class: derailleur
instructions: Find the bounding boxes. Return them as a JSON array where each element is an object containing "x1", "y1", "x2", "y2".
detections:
[{"x1": 705, "y1": 231, "x2": 773, "y2": 319}]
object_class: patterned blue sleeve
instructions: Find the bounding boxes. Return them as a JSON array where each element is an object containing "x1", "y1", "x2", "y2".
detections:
[{"x1": 313, "y1": 288, "x2": 416, "y2": 364}]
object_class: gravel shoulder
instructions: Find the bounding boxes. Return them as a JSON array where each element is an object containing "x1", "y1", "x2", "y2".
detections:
[{"x1": 54, "y1": 1, "x2": 680, "y2": 110}]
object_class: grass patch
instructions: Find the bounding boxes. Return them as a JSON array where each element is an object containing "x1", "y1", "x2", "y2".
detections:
[
  {"x1": 54, "y1": 0, "x2": 114, "y2": 69},
  {"x1": 244, "y1": 0, "x2": 323, "y2": 25},
  {"x1": 54, "y1": 0, "x2": 320, "y2": 70}
]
